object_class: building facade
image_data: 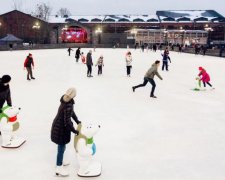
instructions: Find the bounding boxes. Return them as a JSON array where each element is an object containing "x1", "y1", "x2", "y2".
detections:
[{"x1": 0, "y1": 10, "x2": 224, "y2": 45}]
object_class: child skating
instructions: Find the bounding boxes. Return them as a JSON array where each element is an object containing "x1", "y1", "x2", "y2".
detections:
[
  {"x1": 95, "y1": 55, "x2": 104, "y2": 75},
  {"x1": 81, "y1": 52, "x2": 86, "y2": 64},
  {"x1": 198, "y1": 67, "x2": 214, "y2": 90},
  {"x1": 125, "y1": 51, "x2": 132, "y2": 77}
]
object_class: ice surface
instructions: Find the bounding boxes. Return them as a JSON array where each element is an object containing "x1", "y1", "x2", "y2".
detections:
[{"x1": 0, "y1": 48, "x2": 225, "y2": 180}]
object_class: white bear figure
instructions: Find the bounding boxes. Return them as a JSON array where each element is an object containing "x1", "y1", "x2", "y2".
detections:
[
  {"x1": 74, "y1": 123, "x2": 101, "y2": 177},
  {"x1": 0, "y1": 106, "x2": 26, "y2": 148},
  {"x1": 192, "y1": 77, "x2": 204, "y2": 91}
]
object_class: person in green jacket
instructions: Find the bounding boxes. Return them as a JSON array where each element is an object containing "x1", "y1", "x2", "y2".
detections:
[{"x1": 132, "y1": 60, "x2": 163, "y2": 98}]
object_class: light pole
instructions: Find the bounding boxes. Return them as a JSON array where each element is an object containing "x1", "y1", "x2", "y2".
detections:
[
  {"x1": 32, "y1": 22, "x2": 40, "y2": 43},
  {"x1": 163, "y1": 29, "x2": 168, "y2": 45},
  {"x1": 180, "y1": 26, "x2": 185, "y2": 45},
  {"x1": 95, "y1": 27, "x2": 102, "y2": 44},
  {"x1": 0, "y1": 22, "x2": 2, "y2": 37},
  {"x1": 131, "y1": 28, "x2": 137, "y2": 45},
  {"x1": 204, "y1": 24, "x2": 213, "y2": 46}
]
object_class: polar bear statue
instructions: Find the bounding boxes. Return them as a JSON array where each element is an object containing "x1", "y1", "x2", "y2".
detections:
[
  {"x1": 74, "y1": 123, "x2": 101, "y2": 177},
  {"x1": 0, "y1": 106, "x2": 26, "y2": 148}
]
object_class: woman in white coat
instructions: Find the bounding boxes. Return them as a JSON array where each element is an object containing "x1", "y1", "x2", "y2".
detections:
[{"x1": 125, "y1": 51, "x2": 132, "y2": 77}]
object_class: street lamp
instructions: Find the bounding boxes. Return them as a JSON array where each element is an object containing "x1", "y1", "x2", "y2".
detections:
[
  {"x1": 32, "y1": 22, "x2": 40, "y2": 43},
  {"x1": 131, "y1": 28, "x2": 137, "y2": 44},
  {"x1": 204, "y1": 25, "x2": 213, "y2": 46},
  {"x1": 95, "y1": 27, "x2": 102, "y2": 44},
  {"x1": 0, "y1": 22, "x2": 2, "y2": 37},
  {"x1": 163, "y1": 29, "x2": 168, "y2": 45}
]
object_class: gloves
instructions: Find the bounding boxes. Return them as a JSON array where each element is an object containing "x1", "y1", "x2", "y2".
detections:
[
  {"x1": 13, "y1": 122, "x2": 20, "y2": 131},
  {"x1": 74, "y1": 130, "x2": 79, "y2": 136},
  {"x1": 77, "y1": 120, "x2": 81, "y2": 124}
]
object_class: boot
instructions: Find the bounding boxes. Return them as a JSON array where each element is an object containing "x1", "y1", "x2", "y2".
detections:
[
  {"x1": 55, "y1": 166, "x2": 69, "y2": 177},
  {"x1": 27, "y1": 77, "x2": 30, "y2": 81},
  {"x1": 63, "y1": 161, "x2": 70, "y2": 166},
  {"x1": 31, "y1": 77, "x2": 35, "y2": 80},
  {"x1": 132, "y1": 87, "x2": 135, "y2": 92},
  {"x1": 150, "y1": 95, "x2": 157, "y2": 98}
]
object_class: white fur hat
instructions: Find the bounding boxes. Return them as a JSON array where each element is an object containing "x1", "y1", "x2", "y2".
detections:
[{"x1": 63, "y1": 88, "x2": 76, "y2": 102}]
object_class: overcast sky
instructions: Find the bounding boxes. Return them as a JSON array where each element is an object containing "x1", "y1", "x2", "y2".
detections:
[{"x1": 0, "y1": 0, "x2": 224, "y2": 16}]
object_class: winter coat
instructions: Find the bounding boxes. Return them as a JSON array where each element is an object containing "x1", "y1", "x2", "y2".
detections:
[
  {"x1": 162, "y1": 53, "x2": 171, "y2": 63},
  {"x1": 0, "y1": 79, "x2": 12, "y2": 109},
  {"x1": 144, "y1": 64, "x2": 162, "y2": 80},
  {"x1": 24, "y1": 56, "x2": 34, "y2": 67},
  {"x1": 51, "y1": 96, "x2": 80, "y2": 145},
  {"x1": 86, "y1": 52, "x2": 93, "y2": 66},
  {"x1": 198, "y1": 70, "x2": 210, "y2": 83},
  {"x1": 126, "y1": 55, "x2": 132, "y2": 66},
  {"x1": 75, "y1": 49, "x2": 81, "y2": 58},
  {"x1": 81, "y1": 55, "x2": 86, "y2": 64},
  {"x1": 96, "y1": 57, "x2": 104, "y2": 66}
]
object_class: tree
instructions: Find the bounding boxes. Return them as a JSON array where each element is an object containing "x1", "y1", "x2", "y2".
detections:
[
  {"x1": 57, "y1": 8, "x2": 71, "y2": 17},
  {"x1": 11, "y1": 0, "x2": 23, "y2": 11},
  {"x1": 33, "y1": 2, "x2": 52, "y2": 21}
]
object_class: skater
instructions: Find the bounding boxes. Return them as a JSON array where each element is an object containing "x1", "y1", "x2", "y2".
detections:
[
  {"x1": 81, "y1": 52, "x2": 86, "y2": 64},
  {"x1": 9, "y1": 44, "x2": 13, "y2": 51},
  {"x1": 202, "y1": 46, "x2": 207, "y2": 56},
  {"x1": 125, "y1": 51, "x2": 132, "y2": 77},
  {"x1": 141, "y1": 44, "x2": 145, "y2": 52},
  {"x1": 95, "y1": 55, "x2": 104, "y2": 75},
  {"x1": 0, "y1": 75, "x2": 12, "y2": 111},
  {"x1": 51, "y1": 88, "x2": 81, "y2": 177},
  {"x1": 178, "y1": 44, "x2": 182, "y2": 53},
  {"x1": 162, "y1": 49, "x2": 171, "y2": 71},
  {"x1": 24, "y1": 53, "x2": 35, "y2": 80},
  {"x1": 67, "y1": 47, "x2": 73, "y2": 56},
  {"x1": 75, "y1": 47, "x2": 81, "y2": 62},
  {"x1": 198, "y1": 67, "x2": 213, "y2": 89},
  {"x1": 132, "y1": 60, "x2": 163, "y2": 98},
  {"x1": 86, "y1": 50, "x2": 93, "y2": 77},
  {"x1": 153, "y1": 44, "x2": 157, "y2": 52}
]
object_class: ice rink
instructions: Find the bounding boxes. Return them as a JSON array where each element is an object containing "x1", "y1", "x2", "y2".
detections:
[{"x1": 0, "y1": 48, "x2": 225, "y2": 180}]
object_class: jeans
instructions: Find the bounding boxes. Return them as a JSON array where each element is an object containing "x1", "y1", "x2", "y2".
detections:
[
  {"x1": 98, "y1": 66, "x2": 102, "y2": 75},
  {"x1": 126, "y1": 66, "x2": 132, "y2": 75},
  {"x1": 26, "y1": 67, "x2": 33, "y2": 79},
  {"x1": 87, "y1": 65, "x2": 92, "y2": 76},
  {"x1": 134, "y1": 77, "x2": 156, "y2": 96},
  {"x1": 56, "y1": 144, "x2": 66, "y2": 166},
  {"x1": 162, "y1": 61, "x2": 168, "y2": 71},
  {"x1": 203, "y1": 82, "x2": 212, "y2": 87}
]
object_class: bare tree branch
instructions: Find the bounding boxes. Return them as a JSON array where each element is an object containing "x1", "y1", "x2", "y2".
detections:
[
  {"x1": 11, "y1": 0, "x2": 23, "y2": 11},
  {"x1": 33, "y1": 2, "x2": 52, "y2": 21},
  {"x1": 57, "y1": 8, "x2": 71, "y2": 17}
]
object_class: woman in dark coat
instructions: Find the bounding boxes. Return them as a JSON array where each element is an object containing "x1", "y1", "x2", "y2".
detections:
[
  {"x1": 51, "y1": 88, "x2": 81, "y2": 177},
  {"x1": 75, "y1": 47, "x2": 81, "y2": 62},
  {"x1": 0, "y1": 75, "x2": 12, "y2": 111}
]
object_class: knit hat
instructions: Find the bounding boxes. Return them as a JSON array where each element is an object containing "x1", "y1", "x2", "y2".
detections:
[
  {"x1": 63, "y1": 88, "x2": 76, "y2": 102},
  {"x1": 198, "y1": 67, "x2": 203, "y2": 70},
  {"x1": 1, "y1": 75, "x2": 11, "y2": 84}
]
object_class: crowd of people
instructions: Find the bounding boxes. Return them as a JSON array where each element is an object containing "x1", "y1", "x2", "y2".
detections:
[{"x1": 0, "y1": 45, "x2": 216, "y2": 177}]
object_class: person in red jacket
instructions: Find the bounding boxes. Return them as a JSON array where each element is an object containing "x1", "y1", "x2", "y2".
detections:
[
  {"x1": 198, "y1": 67, "x2": 213, "y2": 88},
  {"x1": 24, "y1": 53, "x2": 35, "y2": 80}
]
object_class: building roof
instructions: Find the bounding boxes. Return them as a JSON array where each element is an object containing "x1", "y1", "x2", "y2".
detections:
[
  {"x1": 157, "y1": 10, "x2": 225, "y2": 22},
  {"x1": 48, "y1": 15, "x2": 159, "y2": 23},
  {"x1": 0, "y1": 34, "x2": 23, "y2": 42}
]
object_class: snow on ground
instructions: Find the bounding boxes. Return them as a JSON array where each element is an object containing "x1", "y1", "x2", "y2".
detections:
[{"x1": 0, "y1": 48, "x2": 225, "y2": 180}]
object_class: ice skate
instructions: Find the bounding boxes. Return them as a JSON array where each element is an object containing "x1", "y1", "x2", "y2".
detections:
[{"x1": 55, "y1": 166, "x2": 69, "y2": 177}]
